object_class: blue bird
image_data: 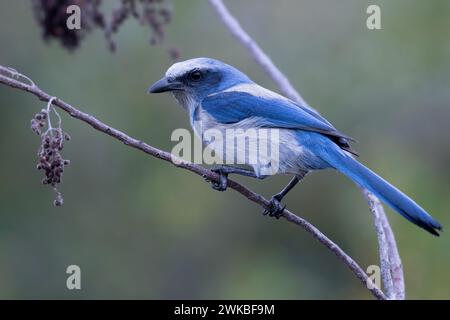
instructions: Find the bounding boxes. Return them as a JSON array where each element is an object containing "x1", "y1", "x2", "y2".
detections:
[{"x1": 148, "y1": 57, "x2": 442, "y2": 236}]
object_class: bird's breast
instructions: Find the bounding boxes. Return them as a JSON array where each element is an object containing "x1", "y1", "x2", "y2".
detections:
[{"x1": 190, "y1": 113, "x2": 321, "y2": 175}]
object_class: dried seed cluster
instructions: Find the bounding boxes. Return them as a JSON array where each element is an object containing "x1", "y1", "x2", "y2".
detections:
[
  {"x1": 31, "y1": 106, "x2": 71, "y2": 206},
  {"x1": 32, "y1": 0, "x2": 178, "y2": 57},
  {"x1": 31, "y1": 108, "x2": 48, "y2": 136},
  {"x1": 32, "y1": 0, "x2": 99, "y2": 50}
]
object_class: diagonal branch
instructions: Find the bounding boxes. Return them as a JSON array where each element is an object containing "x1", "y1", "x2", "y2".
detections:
[
  {"x1": 0, "y1": 65, "x2": 386, "y2": 300},
  {"x1": 208, "y1": 0, "x2": 404, "y2": 299}
]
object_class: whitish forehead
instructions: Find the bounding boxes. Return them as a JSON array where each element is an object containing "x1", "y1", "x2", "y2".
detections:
[{"x1": 165, "y1": 58, "x2": 218, "y2": 78}]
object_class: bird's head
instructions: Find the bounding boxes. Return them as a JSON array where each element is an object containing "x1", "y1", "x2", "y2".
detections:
[{"x1": 148, "y1": 57, "x2": 252, "y2": 100}]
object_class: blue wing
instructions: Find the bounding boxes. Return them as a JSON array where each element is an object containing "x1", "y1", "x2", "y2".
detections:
[{"x1": 201, "y1": 91, "x2": 355, "y2": 143}]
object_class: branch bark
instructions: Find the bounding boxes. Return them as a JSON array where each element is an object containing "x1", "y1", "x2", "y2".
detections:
[
  {"x1": 0, "y1": 65, "x2": 386, "y2": 300},
  {"x1": 362, "y1": 190, "x2": 394, "y2": 298},
  {"x1": 208, "y1": 0, "x2": 404, "y2": 299}
]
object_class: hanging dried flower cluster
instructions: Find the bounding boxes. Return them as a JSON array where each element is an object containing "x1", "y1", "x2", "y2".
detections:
[
  {"x1": 32, "y1": 0, "x2": 178, "y2": 57},
  {"x1": 31, "y1": 98, "x2": 71, "y2": 206}
]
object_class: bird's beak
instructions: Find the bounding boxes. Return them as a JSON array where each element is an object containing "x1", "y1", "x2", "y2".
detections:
[{"x1": 148, "y1": 77, "x2": 183, "y2": 93}]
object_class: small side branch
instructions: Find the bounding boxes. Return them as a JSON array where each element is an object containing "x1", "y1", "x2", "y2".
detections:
[
  {"x1": 0, "y1": 66, "x2": 386, "y2": 300},
  {"x1": 208, "y1": 0, "x2": 404, "y2": 299}
]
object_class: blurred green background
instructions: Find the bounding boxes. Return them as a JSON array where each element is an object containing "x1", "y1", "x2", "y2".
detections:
[{"x1": 0, "y1": 0, "x2": 449, "y2": 299}]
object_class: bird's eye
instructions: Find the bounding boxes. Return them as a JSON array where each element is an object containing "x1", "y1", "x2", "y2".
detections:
[{"x1": 189, "y1": 70, "x2": 202, "y2": 82}]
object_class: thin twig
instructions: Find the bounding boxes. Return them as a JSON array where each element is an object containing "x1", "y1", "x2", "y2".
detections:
[
  {"x1": 0, "y1": 67, "x2": 386, "y2": 300},
  {"x1": 208, "y1": 0, "x2": 404, "y2": 299}
]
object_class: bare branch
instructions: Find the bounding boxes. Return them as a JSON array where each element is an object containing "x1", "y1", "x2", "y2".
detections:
[
  {"x1": 363, "y1": 189, "x2": 394, "y2": 299},
  {"x1": 362, "y1": 190, "x2": 404, "y2": 299},
  {"x1": 208, "y1": 0, "x2": 404, "y2": 299},
  {"x1": 379, "y1": 205, "x2": 405, "y2": 299},
  {"x1": 0, "y1": 66, "x2": 386, "y2": 300}
]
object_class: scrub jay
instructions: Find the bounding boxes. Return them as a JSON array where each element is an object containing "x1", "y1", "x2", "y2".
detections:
[{"x1": 148, "y1": 57, "x2": 442, "y2": 236}]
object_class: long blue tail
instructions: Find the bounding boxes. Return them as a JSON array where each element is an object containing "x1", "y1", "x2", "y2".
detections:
[{"x1": 323, "y1": 146, "x2": 442, "y2": 236}]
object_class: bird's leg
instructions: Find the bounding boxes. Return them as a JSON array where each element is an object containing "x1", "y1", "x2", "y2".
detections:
[
  {"x1": 263, "y1": 171, "x2": 308, "y2": 218},
  {"x1": 210, "y1": 165, "x2": 266, "y2": 191}
]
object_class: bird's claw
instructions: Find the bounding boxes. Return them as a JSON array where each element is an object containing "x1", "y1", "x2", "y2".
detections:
[
  {"x1": 210, "y1": 168, "x2": 228, "y2": 191},
  {"x1": 262, "y1": 195, "x2": 286, "y2": 218}
]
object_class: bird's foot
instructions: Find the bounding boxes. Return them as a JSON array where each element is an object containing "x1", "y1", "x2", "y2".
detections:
[
  {"x1": 210, "y1": 167, "x2": 228, "y2": 191},
  {"x1": 262, "y1": 195, "x2": 286, "y2": 219}
]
